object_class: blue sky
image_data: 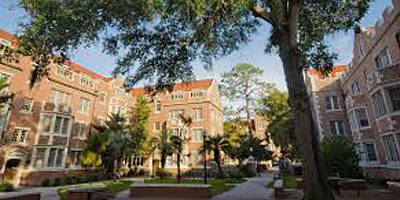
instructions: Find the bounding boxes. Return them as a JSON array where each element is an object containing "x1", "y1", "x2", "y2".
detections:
[{"x1": 0, "y1": 0, "x2": 392, "y2": 90}]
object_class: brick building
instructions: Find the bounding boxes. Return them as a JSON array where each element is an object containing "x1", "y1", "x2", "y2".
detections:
[
  {"x1": 306, "y1": 0, "x2": 400, "y2": 180},
  {"x1": 131, "y1": 79, "x2": 224, "y2": 174},
  {"x1": 0, "y1": 29, "x2": 134, "y2": 186}
]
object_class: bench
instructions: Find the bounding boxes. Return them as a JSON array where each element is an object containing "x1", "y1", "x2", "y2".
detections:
[
  {"x1": 387, "y1": 181, "x2": 400, "y2": 194},
  {"x1": 130, "y1": 184, "x2": 211, "y2": 199},
  {"x1": 296, "y1": 178, "x2": 303, "y2": 189},
  {"x1": 0, "y1": 192, "x2": 40, "y2": 200},
  {"x1": 66, "y1": 186, "x2": 107, "y2": 200},
  {"x1": 338, "y1": 179, "x2": 367, "y2": 197},
  {"x1": 273, "y1": 179, "x2": 284, "y2": 198}
]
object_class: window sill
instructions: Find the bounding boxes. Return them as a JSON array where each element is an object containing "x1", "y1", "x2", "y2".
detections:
[
  {"x1": 31, "y1": 167, "x2": 66, "y2": 171},
  {"x1": 326, "y1": 109, "x2": 342, "y2": 112},
  {"x1": 19, "y1": 111, "x2": 33, "y2": 115},
  {"x1": 73, "y1": 137, "x2": 86, "y2": 140}
]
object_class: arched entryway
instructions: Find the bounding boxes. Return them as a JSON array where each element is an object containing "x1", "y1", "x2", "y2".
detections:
[{"x1": 3, "y1": 159, "x2": 21, "y2": 185}]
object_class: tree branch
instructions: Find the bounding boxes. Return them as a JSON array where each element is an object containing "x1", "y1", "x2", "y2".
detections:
[{"x1": 251, "y1": 5, "x2": 272, "y2": 23}]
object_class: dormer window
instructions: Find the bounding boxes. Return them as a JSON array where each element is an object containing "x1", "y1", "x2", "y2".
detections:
[
  {"x1": 80, "y1": 74, "x2": 94, "y2": 87},
  {"x1": 171, "y1": 92, "x2": 183, "y2": 100},
  {"x1": 375, "y1": 47, "x2": 391, "y2": 69},
  {"x1": 190, "y1": 91, "x2": 205, "y2": 98},
  {"x1": 0, "y1": 38, "x2": 11, "y2": 56},
  {"x1": 56, "y1": 65, "x2": 73, "y2": 80}
]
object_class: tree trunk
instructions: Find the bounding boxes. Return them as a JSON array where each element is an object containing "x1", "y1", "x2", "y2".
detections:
[
  {"x1": 177, "y1": 153, "x2": 181, "y2": 183},
  {"x1": 278, "y1": 34, "x2": 334, "y2": 200},
  {"x1": 245, "y1": 94, "x2": 253, "y2": 136},
  {"x1": 215, "y1": 149, "x2": 224, "y2": 177}
]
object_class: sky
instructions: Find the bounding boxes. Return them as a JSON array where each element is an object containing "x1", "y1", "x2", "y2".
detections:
[{"x1": 0, "y1": 0, "x2": 393, "y2": 90}]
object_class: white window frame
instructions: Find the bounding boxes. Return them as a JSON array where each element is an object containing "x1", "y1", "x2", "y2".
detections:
[
  {"x1": 191, "y1": 127, "x2": 204, "y2": 143},
  {"x1": 329, "y1": 121, "x2": 345, "y2": 135},
  {"x1": 56, "y1": 65, "x2": 73, "y2": 80},
  {"x1": 20, "y1": 98, "x2": 33, "y2": 113},
  {"x1": 371, "y1": 90, "x2": 387, "y2": 119},
  {"x1": 0, "y1": 38, "x2": 11, "y2": 56},
  {"x1": 153, "y1": 122, "x2": 161, "y2": 132},
  {"x1": 50, "y1": 89, "x2": 71, "y2": 107},
  {"x1": 154, "y1": 100, "x2": 161, "y2": 112},
  {"x1": 69, "y1": 149, "x2": 83, "y2": 168},
  {"x1": 348, "y1": 107, "x2": 371, "y2": 132},
  {"x1": 190, "y1": 90, "x2": 205, "y2": 98},
  {"x1": 12, "y1": 127, "x2": 29, "y2": 144},
  {"x1": 193, "y1": 108, "x2": 203, "y2": 121},
  {"x1": 375, "y1": 47, "x2": 392, "y2": 69},
  {"x1": 32, "y1": 146, "x2": 66, "y2": 170},
  {"x1": 171, "y1": 92, "x2": 183, "y2": 100},
  {"x1": 325, "y1": 95, "x2": 341, "y2": 111},
  {"x1": 79, "y1": 97, "x2": 90, "y2": 114},
  {"x1": 384, "y1": 85, "x2": 400, "y2": 114},
  {"x1": 351, "y1": 81, "x2": 361, "y2": 95},
  {"x1": 38, "y1": 114, "x2": 72, "y2": 136},
  {"x1": 381, "y1": 132, "x2": 400, "y2": 165},
  {"x1": 74, "y1": 122, "x2": 87, "y2": 139},
  {"x1": 80, "y1": 74, "x2": 95, "y2": 88}
]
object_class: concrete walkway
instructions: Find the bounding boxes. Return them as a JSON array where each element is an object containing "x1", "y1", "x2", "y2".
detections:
[{"x1": 211, "y1": 173, "x2": 273, "y2": 200}]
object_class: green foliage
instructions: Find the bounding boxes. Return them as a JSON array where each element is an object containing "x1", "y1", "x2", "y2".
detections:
[
  {"x1": 199, "y1": 135, "x2": 231, "y2": 177},
  {"x1": 238, "y1": 165, "x2": 256, "y2": 178},
  {"x1": 220, "y1": 63, "x2": 272, "y2": 128},
  {"x1": 321, "y1": 136, "x2": 362, "y2": 178},
  {"x1": 130, "y1": 95, "x2": 150, "y2": 156},
  {"x1": 233, "y1": 135, "x2": 271, "y2": 163},
  {"x1": 81, "y1": 151, "x2": 102, "y2": 168},
  {"x1": 223, "y1": 121, "x2": 246, "y2": 145},
  {"x1": 150, "y1": 125, "x2": 174, "y2": 174},
  {"x1": 0, "y1": 182, "x2": 14, "y2": 192},
  {"x1": 52, "y1": 178, "x2": 63, "y2": 186},
  {"x1": 258, "y1": 86, "x2": 297, "y2": 160},
  {"x1": 41, "y1": 178, "x2": 51, "y2": 187}
]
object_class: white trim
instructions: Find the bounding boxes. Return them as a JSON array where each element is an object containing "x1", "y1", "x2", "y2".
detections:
[{"x1": 380, "y1": 131, "x2": 400, "y2": 165}]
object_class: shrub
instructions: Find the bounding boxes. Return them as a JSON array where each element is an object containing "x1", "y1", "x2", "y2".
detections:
[
  {"x1": 156, "y1": 169, "x2": 172, "y2": 178},
  {"x1": 137, "y1": 169, "x2": 145, "y2": 176},
  {"x1": 322, "y1": 136, "x2": 363, "y2": 178},
  {"x1": 52, "y1": 178, "x2": 63, "y2": 186},
  {"x1": 64, "y1": 176, "x2": 76, "y2": 185},
  {"x1": 239, "y1": 165, "x2": 256, "y2": 177},
  {"x1": 0, "y1": 182, "x2": 14, "y2": 192},
  {"x1": 41, "y1": 178, "x2": 51, "y2": 187}
]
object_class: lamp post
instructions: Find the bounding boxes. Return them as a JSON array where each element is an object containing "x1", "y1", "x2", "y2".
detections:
[{"x1": 202, "y1": 130, "x2": 207, "y2": 184}]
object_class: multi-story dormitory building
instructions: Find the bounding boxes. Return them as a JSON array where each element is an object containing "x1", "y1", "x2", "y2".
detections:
[
  {"x1": 0, "y1": 28, "x2": 225, "y2": 186},
  {"x1": 0, "y1": 29, "x2": 134, "y2": 186},
  {"x1": 131, "y1": 79, "x2": 224, "y2": 174},
  {"x1": 306, "y1": 0, "x2": 400, "y2": 180}
]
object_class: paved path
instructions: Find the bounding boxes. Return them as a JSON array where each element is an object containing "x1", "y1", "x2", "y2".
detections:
[{"x1": 211, "y1": 173, "x2": 273, "y2": 200}]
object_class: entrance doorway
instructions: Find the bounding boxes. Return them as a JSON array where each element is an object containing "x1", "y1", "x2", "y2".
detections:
[{"x1": 3, "y1": 159, "x2": 21, "y2": 185}]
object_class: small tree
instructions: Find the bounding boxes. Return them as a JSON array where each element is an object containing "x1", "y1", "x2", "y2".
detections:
[
  {"x1": 199, "y1": 135, "x2": 231, "y2": 178},
  {"x1": 220, "y1": 63, "x2": 271, "y2": 135},
  {"x1": 321, "y1": 136, "x2": 361, "y2": 178},
  {"x1": 170, "y1": 135, "x2": 184, "y2": 183},
  {"x1": 81, "y1": 151, "x2": 102, "y2": 185},
  {"x1": 150, "y1": 122, "x2": 174, "y2": 178}
]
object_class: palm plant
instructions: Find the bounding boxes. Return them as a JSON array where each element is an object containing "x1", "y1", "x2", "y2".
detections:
[
  {"x1": 200, "y1": 135, "x2": 231, "y2": 178},
  {"x1": 170, "y1": 135, "x2": 183, "y2": 183},
  {"x1": 150, "y1": 123, "x2": 174, "y2": 178}
]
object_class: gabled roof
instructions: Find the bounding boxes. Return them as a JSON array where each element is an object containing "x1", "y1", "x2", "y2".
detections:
[
  {"x1": 0, "y1": 28, "x2": 18, "y2": 47},
  {"x1": 131, "y1": 79, "x2": 214, "y2": 97}
]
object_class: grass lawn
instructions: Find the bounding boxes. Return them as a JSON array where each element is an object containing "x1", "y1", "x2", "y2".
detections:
[
  {"x1": 57, "y1": 180, "x2": 132, "y2": 200},
  {"x1": 265, "y1": 174, "x2": 300, "y2": 189},
  {"x1": 145, "y1": 177, "x2": 244, "y2": 196}
]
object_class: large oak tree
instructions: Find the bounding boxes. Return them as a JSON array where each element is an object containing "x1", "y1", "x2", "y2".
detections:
[{"x1": 14, "y1": 0, "x2": 370, "y2": 199}]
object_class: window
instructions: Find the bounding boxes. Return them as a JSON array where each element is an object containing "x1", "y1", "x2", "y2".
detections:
[
  {"x1": 382, "y1": 134, "x2": 400, "y2": 162},
  {"x1": 79, "y1": 98, "x2": 89, "y2": 113},
  {"x1": 50, "y1": 90, "x2": 71, "y2": 106},
  {"x1": 193, "y1": 108, "x2": 203, "y2": 121},
  {"x1": 80, "y1": 74, "x2": 94, "y2": 87},
  {"x1": 173, "y1": 128, "x2": 186, "y2": 137},
  {"x1": 70, "y1": 150, "x2": 82, "y2": 167},
  {"x1": 192, "y1": 128, "x2": 203, "y2": 142},
  {"x1": 155, "y1": 101, "x2": 161, "y2": 112},
  {"x1": 348, "y1": 108, "x2": 369, "y2": 131},
  {"x1": 34, "y1": 148, "x2": 46, "y2": 168},
  {"x1": 387, "y1": 85, "x2": 400, "y2": 112},
  {"x1": 171, "y1": 93, "x2": 183, "y2": 100},
  {"x1": 358, "y1": 42, "x2": 366, "y2": 59},
  {"x1": 170, "y1": 110, "x2": 184, "y2": 122},
  {"x1": 98, "y1": 93, "x2": 106, "y2": 103},
  {"x1": 73, "y1": 122, "x2": 86, "y2": 138},
  {"x1": 0, "y1": 38, "x2": 11, "y2": 56},
  {"x1": 329, "y1": 121, "x2": 345, "y2": 135},
  {"x1": 21, "y1": 99, "x2": 33, "y2": 112},
  {"x1": 396, "y1": 32, "x2": 400, "y2": 50},
  {"x1": 351, "y1": 82, "x2": 361, "y2": 95},
  {"x1": 40, "y1": 114, "x2": 71, "y2": 135},
  {"x1": 154, "y1": 122, "x2": 161, "y2": 131},
  {"x1": 364, "y1": 142, "x2": 377, "y2": 161},
  {"x1": 47, "y1": 148, "x2": 64, "y2": 168},
  {"x1": 372, "y1": 91, "x2": 387, "y2": 117},
  {"x1": 375, "y1": 48, "x2": 391, "y2": 68},
  {"x1": 325, "y1": 95, "x2": 340, "y2": 110},
  {"x1": 190, "y1": 91, "x2": 204, "y2": 98},
  {"x1": 12, "y1": 128, "x2": 28, "y2": 144},
  {"x1": 56, "y1": 66, "x2": 73, "y2": 80}
]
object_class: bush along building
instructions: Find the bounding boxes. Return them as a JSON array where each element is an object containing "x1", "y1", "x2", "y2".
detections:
[
  {"x1": 306, "y1": 0, "x2": 400, "y2": 180},
  {"x1": 131, "y1": 79, "x2": 224, "y2": 175}
]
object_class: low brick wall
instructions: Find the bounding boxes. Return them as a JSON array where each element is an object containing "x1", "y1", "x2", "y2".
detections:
[
  {"x1": 362, "y1": 167, "x2": 400, "y2": 180},
  {"x1": 65, "y1": 186, "x2": 107, "y2": 200},
  {"x1": 0, "y1": 192, "x2": 40, "y2": 200},
  {"x1": 130, "y1": 184, "x2": 211, "y2": 199}
]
